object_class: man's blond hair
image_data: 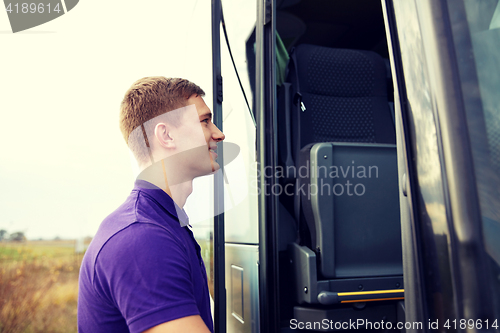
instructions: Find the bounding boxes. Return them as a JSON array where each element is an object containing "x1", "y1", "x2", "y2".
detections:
[{"x1": 119, "y1": 77, "x2": 205, "y2": 165}]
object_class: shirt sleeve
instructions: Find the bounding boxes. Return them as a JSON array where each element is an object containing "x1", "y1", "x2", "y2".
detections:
[{"x1": 93, "y1": 222, "x2": 200, "y2": 333}]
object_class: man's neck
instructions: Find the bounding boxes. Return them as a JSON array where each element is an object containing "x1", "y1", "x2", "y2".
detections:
[
  {"x1": 168, "y1": 182, "x2": 193, "y2": 208},
  {"x1": 137, "y1": 160, "x2": 193, "y2": 209}
]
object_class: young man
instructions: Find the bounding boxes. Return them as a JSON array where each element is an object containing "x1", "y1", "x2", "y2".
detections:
[{"x1": 78, "y1": 77, "x2": 224, "y2": 333}]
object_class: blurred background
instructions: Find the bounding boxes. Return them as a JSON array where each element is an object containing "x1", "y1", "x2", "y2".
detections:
[
  {"x1": 0, "y1": 1, "x2": 214, "y2": 331},
  {"x1": 0, "y1": 0, "x2": 213, "y2": 241}
]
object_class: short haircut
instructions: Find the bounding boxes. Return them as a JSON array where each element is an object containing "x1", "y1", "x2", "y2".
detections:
[{"x1": 119, "y1": 77, "x2": 205, "y2": 166}]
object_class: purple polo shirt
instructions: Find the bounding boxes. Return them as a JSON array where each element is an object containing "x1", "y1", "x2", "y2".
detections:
[{"x1": 78, "y1": 180, "x2": 213, "y2": 333}]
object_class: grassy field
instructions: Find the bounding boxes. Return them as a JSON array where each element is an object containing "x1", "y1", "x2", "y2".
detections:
[
  {"x1": 1, "y1": 238, "x2": 215, "y2": 332},
  {"x1": 0, "y1": 240, "x2": 84, "y2": 333}
]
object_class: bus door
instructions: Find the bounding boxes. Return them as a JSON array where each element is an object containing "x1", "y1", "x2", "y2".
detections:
[
  {"x1": 213, "y1": 0, "x2": 500, "y2": 331},
  {"x1": 212, "y1": 0, "x2": 267, "y2": 332},
  {"x1": 385, "y1": 0, "x2": 500, "y2": 330},
  {"x1": 216, "y1": 0, "x2": 406, "y2": 331}
]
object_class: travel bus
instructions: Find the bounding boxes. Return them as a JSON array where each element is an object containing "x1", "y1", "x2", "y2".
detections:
[{"x1": 194, "y1": 0, "x2": 500, "y2": 331}]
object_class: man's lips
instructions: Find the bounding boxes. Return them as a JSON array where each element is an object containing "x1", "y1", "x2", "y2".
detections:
[{"x1": 209, "y1": 147, "x2": 218, "y2": 159}]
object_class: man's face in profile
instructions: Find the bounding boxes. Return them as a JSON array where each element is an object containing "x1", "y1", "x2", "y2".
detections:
[{"x1": 170, "y1": 94, "x2": 225, "y2": 180}]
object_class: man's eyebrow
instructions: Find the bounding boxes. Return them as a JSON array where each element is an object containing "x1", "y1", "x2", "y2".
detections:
[{"x1": 199, "y1": 112, "x2": 212, "y2": 119}]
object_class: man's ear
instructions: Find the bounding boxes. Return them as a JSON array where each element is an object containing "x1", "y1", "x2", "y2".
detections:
[{"x1": 154, "y1": 123, "x2": 175, "y2": 149}]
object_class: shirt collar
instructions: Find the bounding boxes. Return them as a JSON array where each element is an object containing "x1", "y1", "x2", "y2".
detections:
[{"x1": 133, "y1": 179, "x2": 191, "y2": 228}]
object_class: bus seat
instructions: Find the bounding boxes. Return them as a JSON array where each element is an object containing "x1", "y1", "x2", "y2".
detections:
[
  {"x1": 297, "y1": 143, "x2": 402, "y2": 280},
  {"x1": 279, "y1": 44, "x2": 403, "y2": 310},
  {"x1": 288, "y1": 44, "x2": 395, "y2": 156},
  {"x1": 289, "y1": 143, "x2": 403, "y2": 307},
  {"x1": 277, "y1": 44, "x2": 395, "y2": 182}
]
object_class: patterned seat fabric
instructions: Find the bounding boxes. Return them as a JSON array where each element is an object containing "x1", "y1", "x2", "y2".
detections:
[{"x1": 288, "y1": 44, "x2": 395, "y2": 158}]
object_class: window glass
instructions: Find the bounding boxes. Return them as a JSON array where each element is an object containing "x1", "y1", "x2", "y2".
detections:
[
  {"x1": 448, "y1": 0, "x2": 500, "y2": 316},
  {"x1": 393, "y1": 0, "x2": 456, "y2": 321},
  {"x1": 221, "y1": 0, "x2": 257, "y2": 115},
  {"x1": 220, "y1": 0, "x2": 259, "y2": 244}
]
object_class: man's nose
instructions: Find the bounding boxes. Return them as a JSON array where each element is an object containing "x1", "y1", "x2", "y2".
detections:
[{"x1": 212, "y1": 125, "x2": 225, "y2": 141}]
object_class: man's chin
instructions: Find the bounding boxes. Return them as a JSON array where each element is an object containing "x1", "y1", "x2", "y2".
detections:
[
  {"x1": 210, "y1": 162, "x2": 221, "y2": 174},
  {"x1": 191, "y1": 162, "x2": 220, "y2": 179},
  {"x1": 205, "y1": 162, "x2": 221, "y2": 176}
]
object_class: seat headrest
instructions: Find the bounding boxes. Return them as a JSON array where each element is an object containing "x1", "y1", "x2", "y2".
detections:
[{"x1": 293, "y1": 44, "x2": 388, "y2": 98}]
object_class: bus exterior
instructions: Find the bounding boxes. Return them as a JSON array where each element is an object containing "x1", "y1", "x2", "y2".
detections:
[{"x1": 203, "y1": 0, "x2": 500, "y2": 332}]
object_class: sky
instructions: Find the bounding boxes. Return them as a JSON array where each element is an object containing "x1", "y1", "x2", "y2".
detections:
[{"x1": 0, "y1": 0, "x2": 215, "y2": 239}]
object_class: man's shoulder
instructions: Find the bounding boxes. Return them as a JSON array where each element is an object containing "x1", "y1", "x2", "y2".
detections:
[
  {"x1": 95, "y1": 222, "x2": 186, "y2": 268},
  {"x1": 91, "y1": 187, "x2": 181, "y2": 247},
  {"x1": 78, "y1": 212, "x2": 198, "y2": 333},
  {"x1": 81, "y1": 189, "x2": 186, "y2": 281},
  {"x1": 89, "y1": 189, "x2": 141, "y2": 251}
]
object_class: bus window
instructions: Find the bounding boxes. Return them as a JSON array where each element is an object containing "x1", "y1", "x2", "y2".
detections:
[
  {"x1": 219, "y1": 1, "x2": 260, "y2": 332},
  {"x1": 447, "y1": 0, "x2": 500, "y2": 318},
  {"x1": 392, "y1": 0, "x2": 461, "y2": 322},
  {"x1": 220, "y1": 0, "x2": 259, "y2": 245},
  {"x1": 221, "y1": 0, "x2": 256, "y2": 117}
]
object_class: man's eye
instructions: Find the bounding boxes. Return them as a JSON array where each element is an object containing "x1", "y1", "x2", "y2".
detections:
[{"x1": 202, "y1": 119, "x2": 209, "y2": 123}]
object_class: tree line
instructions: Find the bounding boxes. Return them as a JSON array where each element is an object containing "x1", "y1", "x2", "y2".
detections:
[{"x1": 0, "y1": 229, "x2": 26, "y2": 242}]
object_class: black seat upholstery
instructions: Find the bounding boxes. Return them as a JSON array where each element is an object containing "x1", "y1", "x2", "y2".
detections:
[
  {"x1": 296, "y1": 142, "x2": 401, "y2": 279},
  {"x1": 279, "y1": 44, "x2": 403, "y2": 312},
  {"x1": 278, "y1": 45, "x2": 396, "y2": 178},
  {"x1": 288, "y1": 45, "x2": 395, "y2": 158}
]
